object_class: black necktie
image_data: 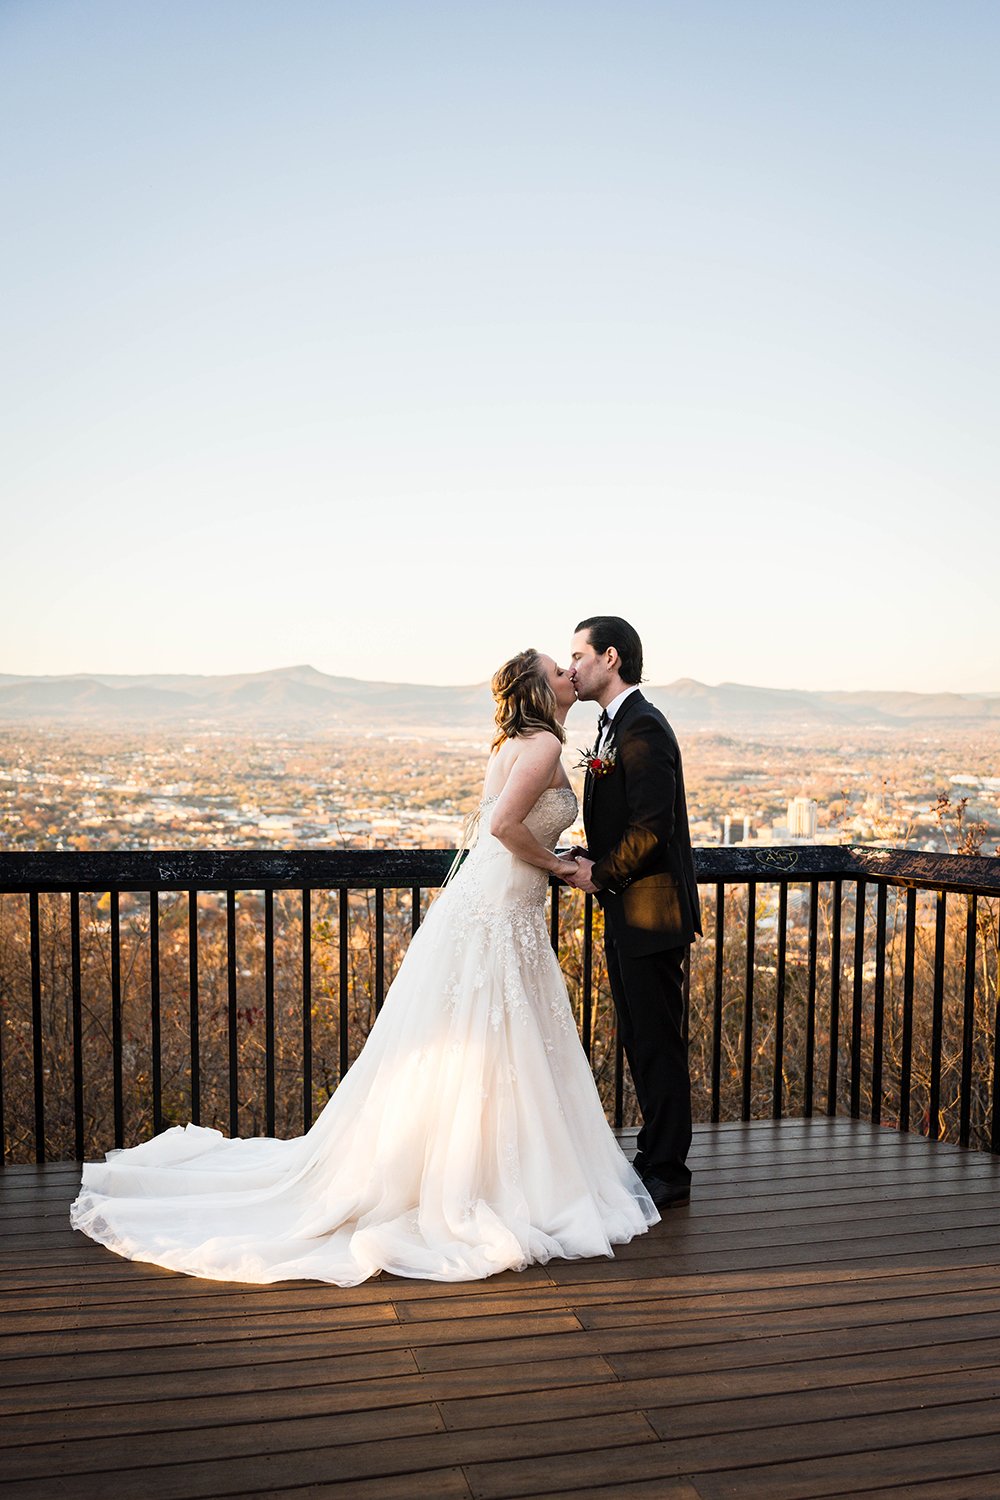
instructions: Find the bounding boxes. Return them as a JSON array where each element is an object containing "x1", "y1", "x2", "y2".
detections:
[{"x1": 597, "y1": 709, "x2": 609, "y2": 737}]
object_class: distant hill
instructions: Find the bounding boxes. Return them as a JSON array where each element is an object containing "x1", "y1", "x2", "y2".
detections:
[
  {"x1": 0, "y1": 666, "x2": 997, "y2": 732},
  {"x1": 0, "y1": 666, "x2": 495, "y2": 731},
  {"x1": 644, "y1": 679, "x2": 1000, "y2": 727}
]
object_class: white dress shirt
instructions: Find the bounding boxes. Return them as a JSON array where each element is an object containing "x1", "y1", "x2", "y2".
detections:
[{"x1": 598, "y1": 684, "x2": 640, "y2": 752}]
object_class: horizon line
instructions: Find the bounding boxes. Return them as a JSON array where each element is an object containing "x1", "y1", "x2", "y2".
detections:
[{"x1": 1, "y1": 665, "x2": 998, "y2": 699}]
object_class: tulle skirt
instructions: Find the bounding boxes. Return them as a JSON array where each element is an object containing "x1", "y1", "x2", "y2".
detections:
[{"x1": 71, "y1": 864, "x2": 657, "y2": 1285}]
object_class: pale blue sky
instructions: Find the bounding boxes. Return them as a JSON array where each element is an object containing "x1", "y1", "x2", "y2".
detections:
[{"x1": 2, "y1": 1, "x2": 997, "y2": 691}]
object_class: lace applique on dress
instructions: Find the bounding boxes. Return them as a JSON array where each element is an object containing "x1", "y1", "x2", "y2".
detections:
[{"x1": 439, "y1": 787, "x2": 577, "y2": 1028}]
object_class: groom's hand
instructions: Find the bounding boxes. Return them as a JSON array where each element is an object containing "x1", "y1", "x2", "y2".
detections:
[{"x1": 569, "y1": 855, "x2": 600, "y2": 894}]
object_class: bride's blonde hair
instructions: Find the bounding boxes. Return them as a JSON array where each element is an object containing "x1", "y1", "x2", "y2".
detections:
[{"x1": 490, "y1": 648, "x2": 566, "y2": 753}]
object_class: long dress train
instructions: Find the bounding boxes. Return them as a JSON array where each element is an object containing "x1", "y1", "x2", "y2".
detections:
[{"x1": 70, "y1": 788, "x2": 658, "y2": 1285}]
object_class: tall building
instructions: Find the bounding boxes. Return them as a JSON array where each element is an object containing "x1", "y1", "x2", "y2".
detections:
[
  {"x1": 721, "y1": 813, "x2": 752, "y2": 845},
  {"x1": 787, "y1": 796, "x2": 818, "y2": 839}
]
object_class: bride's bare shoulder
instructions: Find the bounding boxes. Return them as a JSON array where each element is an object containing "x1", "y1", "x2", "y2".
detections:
[{"x1": 512, "y1": 728, "x2": 562, "y2": 751}]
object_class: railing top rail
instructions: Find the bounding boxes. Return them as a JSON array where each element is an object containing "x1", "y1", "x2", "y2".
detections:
[
  {"x1": 846, "y1": 844, "x2": 1000, "y2": 896},
  {"x1": 695, "y1": 844, "x2": 1000, "y2": 896},
  {"x1": 1, "y1": 845, "x2": 998, "y2": 896}
]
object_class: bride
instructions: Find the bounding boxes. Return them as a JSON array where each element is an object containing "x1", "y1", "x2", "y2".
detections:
[{"x1": 70, "y1": 649, "x2": 658, "y2": 1285}]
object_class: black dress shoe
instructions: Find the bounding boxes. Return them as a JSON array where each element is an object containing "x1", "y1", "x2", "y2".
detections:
[{"x1": 642, "y1": 1174, "x2": 691, "y2": 1209}]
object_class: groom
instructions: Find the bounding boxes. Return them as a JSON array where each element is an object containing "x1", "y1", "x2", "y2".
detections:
[{"x1": 566, "y1": 616, "x2": 702, "y2": 1209}]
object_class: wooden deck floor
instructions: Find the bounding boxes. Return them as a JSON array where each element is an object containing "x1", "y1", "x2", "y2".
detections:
[{"x1": 3, "y1": 1119, "x2": 1000, "y2": 1499}]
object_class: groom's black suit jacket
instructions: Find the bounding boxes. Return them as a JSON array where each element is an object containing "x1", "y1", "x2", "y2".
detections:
[{"x1": 583, "y1": 690, "x2": 702, "y2": 958}]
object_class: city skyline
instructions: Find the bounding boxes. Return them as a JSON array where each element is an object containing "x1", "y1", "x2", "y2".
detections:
[{"x1": 3, "y1": 2, "x2": 998, "y2": 692}]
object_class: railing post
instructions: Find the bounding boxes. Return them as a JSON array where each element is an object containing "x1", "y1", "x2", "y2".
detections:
[
  {"x1": 150, "y1": 890, "x2": 163, "y2": 1137},
  {"x1": 338, "y1": 887, "x2": 350, "y2": 1081},
  {"x1": 742, "y1": 882, "x2": 756, "y2": 1122},
  {"x1": 265, "y1": 889, "x2": 275, "y2": 1135},
  {"x1": 826, "y1": 877, "x2": 842, "y2": 1116},
  {"x1": 773, "y1": 882, "x2": 787, "y2": 1120},
  {"x1": 29, "y1": 892, "x2": 44, "y2": 1164},
  {"x1": 0, "y1": 910, "x2": 6, "y2": 1161},
  {"x1": 871, "y1": 883, "x2": 887, "y2": 1126},
  {"x1": 711, "y1": 882, "x2": 724, "y2": 1124},
  {"x1": 850, "y1": 880, "x2": 866, "y2": 1120},
  {"x1": 188, "y1": 890, "x2": 200, "y2": 1126},
  {"x1": 70, "y1": 891, "x2": 83, "y2": 1161},
  {"x1": 374, "y1": 888, "x2": 385, "y2": 1016},
  {"x1": 302, "y1": 888, "x2": 312, "y2": 1133},
  {"x1": 929, "y1": 892, "x2": 947, "y2": 1140},
  {"x1": 991, "y1": 979, "x2": 1000, "y2": 1156},
  {"x1": 226, "y1": 890, "x2": 239, "y2": 1138},
  {"x1": 805, "y1": 880, "x2": 819, "y2": 1118},
  {"x1": 960, "y1": 894, "x2": 977, "y2": 1148},
  {"x1": 900, "y1": 888, "x2": 916, "y2": 1134},
  {"x1": 110, "y1": 891, "x2": 123, "y2": 1150}
]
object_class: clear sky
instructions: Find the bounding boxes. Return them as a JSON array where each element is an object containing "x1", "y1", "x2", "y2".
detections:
[{"x1": 2, "y1": 1, "x2": 997, "y2": 691}]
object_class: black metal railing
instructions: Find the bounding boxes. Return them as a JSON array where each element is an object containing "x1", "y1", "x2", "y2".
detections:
[{"x1": 1, "y1": 845, "x2": 998, "y2": 1164}]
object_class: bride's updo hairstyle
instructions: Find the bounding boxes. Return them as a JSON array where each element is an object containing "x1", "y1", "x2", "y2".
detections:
[{"x1": 490, "y1": 649, "x2": 567, "y2": 753}]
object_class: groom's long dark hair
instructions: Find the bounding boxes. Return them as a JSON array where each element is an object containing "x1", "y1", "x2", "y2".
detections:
[{"x1": 576, "y1": 616, "x2": 643, "y2": 685}]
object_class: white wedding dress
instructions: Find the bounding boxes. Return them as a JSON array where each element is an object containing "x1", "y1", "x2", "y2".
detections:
[{"x1": 70, "y1": 788, "x2": 657, "y2": 1285}]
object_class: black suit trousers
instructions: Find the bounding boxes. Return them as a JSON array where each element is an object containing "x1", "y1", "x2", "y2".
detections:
[{"x1": 604, "y1": 936, "x2": 692, "y2": 1188}]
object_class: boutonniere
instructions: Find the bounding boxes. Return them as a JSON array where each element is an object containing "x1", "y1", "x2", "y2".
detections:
[{"x1": 576, "y1": 742, "x2": 618, "y2": 778}]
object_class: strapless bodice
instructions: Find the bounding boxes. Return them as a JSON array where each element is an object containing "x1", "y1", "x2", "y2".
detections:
[{"x1": 479, "y1": 786, "x2": 577, "y2": 852}]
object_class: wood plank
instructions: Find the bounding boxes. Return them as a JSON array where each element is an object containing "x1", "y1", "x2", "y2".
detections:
[
  {"x1": 638, "y1": 1174, "x2": 1000, "y2": 1214},
  {"x1": 824, "y1": 1480, "x2": 1000, "y2": 1500},
  {"x1": 644, "y1": 1365, "x2": 1000, "y2": 1440},
  {"x1": 0, "y1": 1400, "x2": 448, "y2": 1484},
  {"x1": 237, "y1": 1470, "x2": 475, "y2": 1499},
  {"x1": 0, "y1": 1298, "x2": 401, "y2": 1352},
  {"x1": 0, "y1": 1411, "x2": 657, "y2": 1499},
  {"x1": 0, "y1": 1354, "x2": 616, "y2": 1435},
  {"x1": 516, "y1": 1484, "x2": 705, "y2": 1500},
  {"x1": 432, "y1": 1363, "x2": 1000, "y2": 1440},
  {"x1": 436, "y1": 1343, "x2": 1000, "y2": 1435},
  {"x1": 544, "y1": 1220, "x2": 1000, "y2": 1279},
  {"x1": 532, "y1": 1262, "x2": 1000, "y2": 1318},
  {"x1": 0, "y1": 1257, "x2": 555, "y2": 1297},
  {"x1": 575, "y1": 1284, "x2": 1000, "y2": 1334},
  {"x1": 0, "y1": 1309, "x2": 583, "y2": 1387},
  {"x1": 0, "y1": 1279, "x2": 572, "y2": 1327},
  {"x1": 463, "y1": 1404, "x2": 1000, "y2": 1498},
  {"x1": 413, "y1": 1308, "x2": 1000, "y2": 1377},
  {"x1": 0, "y1": 1293, "x2": 408, "y2": 1337},
  {"x1": 540, "y1": 1236, "x2": 1000, "y2": 1287},
  {"x1": 688, "y1": 1431, "x2": 1000, "y2": 1500},
  {"x1": 0, "y1": 1347, "x2": 421, "y2": 1413},
  {"x1": 645, "y1": 1154, "x2": 1000, "y2": 1189}
]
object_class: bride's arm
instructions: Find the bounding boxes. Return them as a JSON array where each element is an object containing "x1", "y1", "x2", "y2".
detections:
[{"x1": 491, "y1": 735, "x2": 577, "y2": 879}]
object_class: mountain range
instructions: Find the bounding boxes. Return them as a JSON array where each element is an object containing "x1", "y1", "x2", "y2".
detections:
[{"x1": 1, "y1": 666, "x2": 998, "y2": 732}]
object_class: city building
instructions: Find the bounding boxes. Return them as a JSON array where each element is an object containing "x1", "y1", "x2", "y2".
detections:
[{"x1": 787, "y1": 796, "x2": 818, "y2": 839}]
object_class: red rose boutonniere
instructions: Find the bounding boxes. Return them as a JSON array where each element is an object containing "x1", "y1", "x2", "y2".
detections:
[{"x1": 576, "y1": 742, "x2": 618, "y2": 778}]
